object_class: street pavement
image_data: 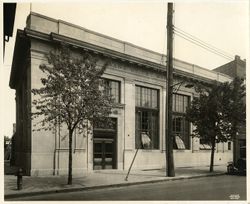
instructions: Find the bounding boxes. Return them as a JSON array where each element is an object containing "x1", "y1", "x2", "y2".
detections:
[
  {"x1": 4, "y1": 161, "x2": 229, "y2": 200},
  {"x1": 7, "y1": 175, "x2": 246, "y2": 201}
]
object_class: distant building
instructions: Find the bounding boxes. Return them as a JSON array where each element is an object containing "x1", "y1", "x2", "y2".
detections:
[
  {"x1": 214, "y1": 55, "x2": 246, "y2": 79},
  {"x1": 9, "y1": 12, "x2": 233, "y2": 176},
  {"x1": 213, "y1": 55, "x2": 246, "y2": 162}
]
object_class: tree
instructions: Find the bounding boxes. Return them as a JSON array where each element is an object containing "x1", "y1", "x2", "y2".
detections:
[
  {"x1": 186, "y1": 78, "x2": 245, "y2": 172},
  {"x1": 32, "y1": 45, "x2": 114, "y2": 184},
  {"x1": 223, "y1": 77, "x2": 246, "y2": 163}
]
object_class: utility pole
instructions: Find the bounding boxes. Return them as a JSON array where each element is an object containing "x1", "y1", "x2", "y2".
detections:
[{"x1": 166, "y1": 2, "x2": 175, "y2": 177}]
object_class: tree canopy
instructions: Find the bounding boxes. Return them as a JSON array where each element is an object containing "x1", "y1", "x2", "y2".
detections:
[
  {"x1": 186, "y1": 77, "x2": 245, "y2": 171},
  {"x1": 32, "y1": 45, "x2": 115, "y2": 184},
  {"x1": 32, "y1": 45, "x2": 114, "y2": 132}
]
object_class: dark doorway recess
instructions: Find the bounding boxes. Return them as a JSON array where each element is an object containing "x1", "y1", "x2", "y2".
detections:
[{"x1": 93, "y1": 118, "x2": 117, "y2": 170}]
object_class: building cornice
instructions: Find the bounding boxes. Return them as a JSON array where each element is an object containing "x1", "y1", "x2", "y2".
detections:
[
  {"x1": 10, "y1": 15, "x2": 233, "y2": 89},
  {"x1": 24, "y1": 28, "x2": 226, "y2": 85}
]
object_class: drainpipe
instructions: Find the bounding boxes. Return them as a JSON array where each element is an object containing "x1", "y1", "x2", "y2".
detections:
[
  {"x1": 53, "y1": 121, "x2": 57, "y2": 175},
  {"x1": 123, "y1": 79, "x2": 126, "y2": 170},
  {"x1": 86, "y1": 121, "x2": 89, "y2": 171},
  {"x1": 57, "y1": 119, "x2": 61, "y2": 175}
]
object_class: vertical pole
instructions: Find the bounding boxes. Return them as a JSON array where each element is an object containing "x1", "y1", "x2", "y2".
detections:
[{"x1": 166, "y1": 2, "x2": 175, "y2": 177}]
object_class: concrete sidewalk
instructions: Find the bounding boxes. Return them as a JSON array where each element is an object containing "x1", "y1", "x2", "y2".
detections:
[{"x1": 4, "y1": 164, "x2": 227, "y2": 199}]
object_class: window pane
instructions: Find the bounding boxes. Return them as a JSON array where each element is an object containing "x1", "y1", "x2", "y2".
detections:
[
  {"x1": 147, "y1": 89, "x2": 151, "y2": 107},
  {"x1": 144, "y1": 88, "x2": 148, "y2": 107},
  {"x1": 172, "y1": 94, "x2": 176, "y2": 112},
  {"x1": 135, "y1": 110, "x2": 142, "y2": 148},
  {"x1": 151, "y1": 111, "x2": 159, "y2": 148},
  {"x1": 152, "y1": 90, "x2": 157, "y2": 108},
  {"x1": 141, "y1": 88, "x2": 145, "y2": 107},
  {"x1": 180, "y1": 95, "x2": 184, "y2": 112},
  {"x1": 176, "y1": 95, "x2": 179, "y2": 112},
  {"x1": 136, "y1": 86, "x2": 141, "y2": 107},
  {"x1": 179, "y1": 95, "x2": 183, "y2": 112},
  {"x1": 183, "y1": 96, "x2": 188, "y2": 112}
]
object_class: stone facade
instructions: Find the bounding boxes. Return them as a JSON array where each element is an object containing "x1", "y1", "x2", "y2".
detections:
[{"x1": 10, "y1": 12, "x2": 233, "y2": 176}]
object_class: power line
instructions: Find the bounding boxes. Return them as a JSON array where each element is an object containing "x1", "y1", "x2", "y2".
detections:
[
  {"x1": 174, "y1": 28, "x2": 234, "y2": 60},
  {"x1": 174, "y1": 32, "x2": 233, "y2": 61},
  {"x1": 174, "y1": 26, "x2": 234, "y2": 59},
  {"x1": 173, "y1": 29, "x2": 234, "y2": 61},
  {"x1": 173, "y1": 26, "x2": 234, "y2": 61}
]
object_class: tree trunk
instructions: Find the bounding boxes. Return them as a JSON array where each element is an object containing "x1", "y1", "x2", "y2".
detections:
[
  {"x1": 232, "y1": 125, "x2": 238, "y2": 166},
  {"x1": 68, "y1": 129, "x2": 73, "y2": 185},
  {"x1": 209, "y1": 136, "x2": 216, "y2": 172}
]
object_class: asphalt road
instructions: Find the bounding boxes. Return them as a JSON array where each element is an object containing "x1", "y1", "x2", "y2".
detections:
[{"x1": 7, "y1": 175, "x2": 246, "y2": 201}]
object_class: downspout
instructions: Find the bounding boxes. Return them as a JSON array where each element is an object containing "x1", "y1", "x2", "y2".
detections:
[
  {"x1": 123, "y1": 80, "x2": 126, "y2": 170},
  {"x1": 53, "y1": 120, "x2": 57, "y2": 175},
  {"x1": 86, "y1": 121, "x2": 88, "y2": 171},
  {"x1": 74, "y1": 129, "x2": 76, "y2": 153},
  {"x1": 57, "y1": 118, "x2": 61, "y2": 175},
  {"x1": 161, "y1": 90, "x2": 164, "y2": 152}
]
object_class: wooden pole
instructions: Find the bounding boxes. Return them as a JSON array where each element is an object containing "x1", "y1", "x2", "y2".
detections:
[
  {"x1": 166, "y1": 2, "x2": 175, "y2": 177},
  {"x1": 125, "y1": 149, "x2": 139, "y2": 181}
]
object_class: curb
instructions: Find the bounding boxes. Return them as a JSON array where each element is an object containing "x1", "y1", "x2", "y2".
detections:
[{"x1": 5, "y1": 172, "x2": 226, "y2": 199}]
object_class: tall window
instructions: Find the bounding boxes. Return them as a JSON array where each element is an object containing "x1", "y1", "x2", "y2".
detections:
[
  {"x1": 135, "y1": 86, "x2": 159, "y2": 149},
  {"x1": 102, "y1": 79, "x2": 120, "y2": 103},
  {"x1": 172, "y1": 94, "x2": 190, "y2": 149}
]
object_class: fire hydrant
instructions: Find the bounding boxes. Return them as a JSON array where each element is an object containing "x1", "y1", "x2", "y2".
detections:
[{"x1": 16, "y1": 168, "x2": 23, "y2": 190}]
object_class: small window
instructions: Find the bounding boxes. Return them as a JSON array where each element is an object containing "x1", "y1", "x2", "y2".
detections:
[
  {"x1": 228, "y1": 142, "x2": 231, "y2": 150},
  {"x1": 135, "y1": 86, "x2": 159, "y2": 109},
  {"x1": 102, "y1": 78, "x2": 121, "y2": 103}
]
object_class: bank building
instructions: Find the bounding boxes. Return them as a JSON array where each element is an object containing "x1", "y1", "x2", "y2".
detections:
[{"x1": 10, "y1": 12, "x2": 235, "y2": 176}]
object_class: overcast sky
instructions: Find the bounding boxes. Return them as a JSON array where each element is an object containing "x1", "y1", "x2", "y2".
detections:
[{"x1": 1, "y1": 1, "x2": 249, "y2": 137}]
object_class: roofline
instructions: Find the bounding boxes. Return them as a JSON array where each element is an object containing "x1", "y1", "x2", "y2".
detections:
[
  {"x1": 26, "y1": 12, "x2": 232, "y2": 81},
  {"x1": 28, "y1": 12, "x2": 164, "y2": 57},
  {"x1": 24, "y1": 28, "x2": 225, "y2": 85},
  {"x1": 10, "y1": 11, "x2": 233, "y2": 89}
]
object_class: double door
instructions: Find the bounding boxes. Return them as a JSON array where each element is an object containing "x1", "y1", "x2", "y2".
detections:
[{"x1": 93, "y1": 137, "x2": 116, "y2": 170}]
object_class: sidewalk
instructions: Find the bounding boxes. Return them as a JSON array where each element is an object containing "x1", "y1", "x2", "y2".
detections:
[{"x1": 4, "y1": 162, "x2": 227, "y2": 199}]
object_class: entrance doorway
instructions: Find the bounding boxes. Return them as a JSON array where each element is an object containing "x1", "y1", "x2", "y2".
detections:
[{"x1": 93, "y1": 118, "x2": 117, "y2": 170}]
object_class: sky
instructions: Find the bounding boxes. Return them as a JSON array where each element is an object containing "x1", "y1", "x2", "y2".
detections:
[{"x1": 1, "y1": 1, "x2": 249, "y2": 138}]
